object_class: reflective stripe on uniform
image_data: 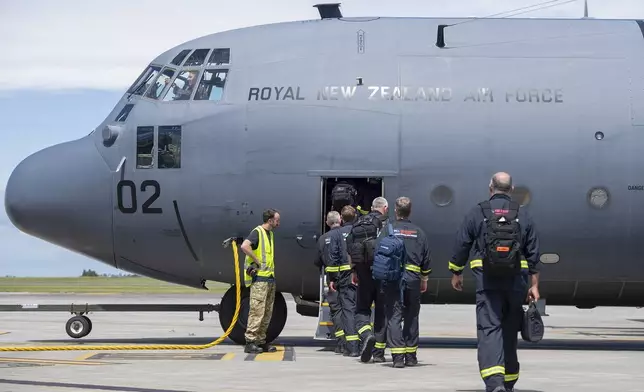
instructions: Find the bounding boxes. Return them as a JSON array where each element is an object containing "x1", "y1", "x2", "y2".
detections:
[
  {"x1": 505, "y1": 373, "x2": 519, "y2": 382},
  {"x1": 324, "y1": 263, "x2": 351, "y2": 273},
  {"x1": 345, "y1": 334, "x2": 359, "y2": 341},
  {"x1": 421, "y1": 269, "x2": 431, "y2": 274},
  {"x1": 358, "y1": 325, "x2": 372, "y2": 334},
  {"x1": 405, "y1": 346, "x2": 417, "y2": 353},
  {"x1": 374, "y1": 342, "x2": 386, "y2": 349},
  {"x1": 335, "y1": 330, "x2": 345, "y2": 337},
  {"x1": 448, "y1": 261, "x2": 465, "y2": 272},
  {"x1": 480, "y1": 366, "x2": 505, "y2": 379},
  {"x1": 405, "y1": 264, "x2": 421, "y2": 273},
  {"x1": 469, "y1": 259, "x2": 529, "y2": 269},
  {"x1": 243, "y1": 226, "x2": 274, "y2": 286},
  {"x1": 390, "y1": 347, "x2": 406, "y2": 354}
]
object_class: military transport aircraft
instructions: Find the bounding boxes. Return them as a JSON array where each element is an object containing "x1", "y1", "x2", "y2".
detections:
[{"x1": 5, "y1": 3, "x2": 644, "y2": 345}]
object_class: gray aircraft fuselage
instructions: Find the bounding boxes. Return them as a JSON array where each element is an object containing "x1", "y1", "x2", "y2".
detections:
[{"x1": 6, "y1": 15, "x2": 644, "y2": 313}]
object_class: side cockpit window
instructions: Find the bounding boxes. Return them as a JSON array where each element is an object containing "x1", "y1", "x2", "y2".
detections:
[
  {"x1": 127, "y1": 66, "x2": 161, "y2": 96},
  {"x1": 115, "y1": 104, "x2": 134, "y2": 122},
  {"x1": 158, "y1": 126, "x2": 182, "y2": 169},
  {"x1": 194, "y1": 69, "x2": 228, "y2": 101},
  {"x1": 136, "y1": 126, "x2": 155, "y2": 168},
  {"x1": 144, "y1": 67, "x2": 175, "y2": 100},
  {"x1": 162, "y1": 70, "x2": 200, "y2": 101}
]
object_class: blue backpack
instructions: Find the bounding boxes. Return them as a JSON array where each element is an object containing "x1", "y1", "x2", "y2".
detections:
[{"x1": 372, "y1": 223, "x2": 406, "y2": 282}]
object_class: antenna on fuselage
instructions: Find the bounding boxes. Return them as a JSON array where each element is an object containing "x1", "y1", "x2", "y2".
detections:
[
  {"x1": 435, "y1": 0, "x2": 580, "y2": 49},
  {"x1": 583, "y1": 0, "x2": 589, "y2": 18},
  {"x1": 313, "y1": 3, "x2": 342, "y2": 19}
]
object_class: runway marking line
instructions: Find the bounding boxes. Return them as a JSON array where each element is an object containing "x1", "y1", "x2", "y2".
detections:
[
  {"x1": 0, "y1": 357, "x2": 110, "y2": 366},
  {"x1": 74, "y1": 352, "x2": 96, "y2": 361},
  {"x1": 244, "y1": 345, "x2": 294, "y2": 362},
  {"x1": 83, "y1": 352, "x2": 237, "y2": 361},
  {"x1": 0, "y1": 332, "x2": 9, "y2": 336},
  {"x1": 222, "y1": 352, "x2": 235, "y2": 360}
]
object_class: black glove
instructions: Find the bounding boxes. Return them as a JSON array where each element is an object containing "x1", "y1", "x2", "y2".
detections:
[{"x1": 246, "y1": 262, "x2": 260, "y2": 277}]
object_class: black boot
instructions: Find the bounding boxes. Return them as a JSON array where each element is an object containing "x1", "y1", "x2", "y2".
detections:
[
  {"x1": 392, "y1": 353, "x2": 405, "y2": 368},
  {"x1": 372, "y1": 354, "x2": 385, "y2": 363},
  {"x1": 404, "y1": 353, "x2": 418, "y2": 366},
  {"x1": 244, "y1": 342, "x2": 262, "y2": 353},
  {"x1": 343, "y1": 340, "x2": 359, "y2": 357},
  {"x1": 360, "y1": 333, "x2": 376, "y2": 363},
  {"x1": 334, "y1": 339, "x2": 344, "y2": 354},
  {"x1": 259, "y1": 343, "x2": 277, "y2": 353}
]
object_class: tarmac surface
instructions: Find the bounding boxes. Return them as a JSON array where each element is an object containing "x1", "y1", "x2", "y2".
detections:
[{"x1": 1, "y1": 293, "x2": 644, "y2": 391}]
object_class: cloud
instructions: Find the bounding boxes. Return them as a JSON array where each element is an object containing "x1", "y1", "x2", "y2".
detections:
[{"x1": 1, "y1": 0, "x2": 644, "y2": 91}]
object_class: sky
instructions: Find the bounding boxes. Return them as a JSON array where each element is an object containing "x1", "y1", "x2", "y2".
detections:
[{"x1": 1, "y1": 0, "x2": 644, "y2": 277}]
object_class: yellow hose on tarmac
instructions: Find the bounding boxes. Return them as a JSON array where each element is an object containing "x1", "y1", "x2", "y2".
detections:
[{"x1": 0, "y1": 240, "x2": 242, "y2": 352}]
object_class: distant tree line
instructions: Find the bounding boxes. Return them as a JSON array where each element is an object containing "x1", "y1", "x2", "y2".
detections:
[{"x1": 81, "y1": 269, "x2": 139, "y2": 277}]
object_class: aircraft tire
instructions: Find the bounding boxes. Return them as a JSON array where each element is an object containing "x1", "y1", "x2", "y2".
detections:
[
  {"x1": 219, "y1": 285, "x2": 288, "y2": 345},
  {"x1": 65, "y1": 315, "x2": 90, "y2": 339}
]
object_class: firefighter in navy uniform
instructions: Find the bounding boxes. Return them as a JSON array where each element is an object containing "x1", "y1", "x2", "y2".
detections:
[
  {"x1": 345, "y1": 197, "x2": 389, "y2": 363},
  {"x1": 373, "y1": 196, "x2": 432, "y2": 366},
  {"x1": 314, "y1": 211, "x2": 360, "y2": 357},
  {"x1": 448, "y1": 172, "x2": 541, "y2": 392}
]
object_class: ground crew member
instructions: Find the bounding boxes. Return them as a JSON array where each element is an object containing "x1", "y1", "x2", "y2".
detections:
[
  {"x1": 314, "y1": 211, "x2": 360, "y2": 356},
  {"x1": 240, "y1": 208, "x2": 281, "y2": 354},
  {"x1": 448, "y1": 172, "x2": 540, "y2": 392},
  {"x1": 373, "y1": 196, "x2": 431, "y2": 367},
  {"x1": 345, "y1": 196, "x2": 389, "y2": 363}
]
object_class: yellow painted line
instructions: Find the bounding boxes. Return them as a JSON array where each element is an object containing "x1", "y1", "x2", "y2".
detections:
[
  {"x1": 0, "y1": 332, "x2": 9, "y2": 336},
  {"x1": 254, "y1": 345, "x2": 285, "y2": 362},
  {"x1": 221, "y1": 352, "x2": 235, "y2": 360},
  {"x1": 0, "y1": 357, "x2": 108, "y2": 366},
  {"x1": 74, "y1": 352, "x2": 97, "y2": 361},
  {"x1": 319, "y1": 321, "x2": 333, "y2": 326},
  {"x1": 322, "y1": 302, "x2": 329, "y2": 306}
]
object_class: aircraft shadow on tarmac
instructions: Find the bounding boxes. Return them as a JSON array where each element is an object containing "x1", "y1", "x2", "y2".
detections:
[
  {"x1": 29, "y1": 335, "x2": 644, "y2": 351},
  {"x1": 457, "y1": 390, "x2": 543, "y2": 392}
]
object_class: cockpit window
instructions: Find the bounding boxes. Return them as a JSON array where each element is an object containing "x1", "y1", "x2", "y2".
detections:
[
  {"x1": 136, "y1": 126, "x2": 155, "y2": 169},
  {"x1": 127, "y1": 65, "x2": 160, "y2": 95},
  {"x1": 194, "y1": 69, "x2": 228, "y2": 101},
  {"x1": 144, "y1": 67, "x2": 175, "y2": 100},
  {"x1": 162, "y1": 70, "x2": 200, "y2": 101},
  {"x1": 208, "y1": 48, "x2": 230, "y2": 66},
  {"x1": 115, "y1": 104, "x2": 134, "y2": 122},
  {"x1": 184, "y1": 49, "x2": 210, "y2": 67},
  {"x1": 171, "y1": 49, "x2": 191, "y2": 66},
  {"x1": 158, "y1": 126, "x2": 181, "y2": 169},
  {"x1": 130, "y1": 66, "x2": 161, "y2": 96}
]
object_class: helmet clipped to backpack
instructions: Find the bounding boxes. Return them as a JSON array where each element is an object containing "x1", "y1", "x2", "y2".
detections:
[{"x1": 520, "y1": 301, "x2": 544, "y2": 343}]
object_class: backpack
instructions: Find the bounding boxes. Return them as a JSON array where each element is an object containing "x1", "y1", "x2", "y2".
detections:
[
  {"x1": 479, "y1": 200, "x2": 523, "y2": 277},
  {"x1": 331, "y1": 183, "x2": 357, "y2": 212},
  {"x1": 372, "y1": 223, "x2": 406, "y2": 282},
  {"x1": 348, "y1": 213, "x2": 381, "y2": 265}
]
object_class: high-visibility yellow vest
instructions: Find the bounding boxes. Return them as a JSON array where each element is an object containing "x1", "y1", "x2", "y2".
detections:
[{"x1": 243, "y1": 225, "x2": 275, "y2": 286}]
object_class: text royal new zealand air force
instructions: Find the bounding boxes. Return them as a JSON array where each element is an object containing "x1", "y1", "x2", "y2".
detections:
[{"x1": 248, "y1": 86, "x2": 564, "y2": 104}]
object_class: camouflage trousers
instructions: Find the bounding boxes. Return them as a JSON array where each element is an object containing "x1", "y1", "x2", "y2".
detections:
[{"x1": 244, "y1": 281, "x2": 276, "y2": 345}]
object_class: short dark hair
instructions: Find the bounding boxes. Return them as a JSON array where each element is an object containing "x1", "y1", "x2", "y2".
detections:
[{"x1": 263, "y1": 209, "x2": 278, "y2": 223}]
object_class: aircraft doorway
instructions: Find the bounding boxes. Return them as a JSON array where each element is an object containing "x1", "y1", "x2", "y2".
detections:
[{"x1": 321, "y1": 177, "x2": 383, "y2": 234}]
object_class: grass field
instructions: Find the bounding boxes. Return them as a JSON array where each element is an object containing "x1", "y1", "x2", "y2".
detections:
[{"x1": 0, "y1": 277, "x2": 230, "y2": 294}]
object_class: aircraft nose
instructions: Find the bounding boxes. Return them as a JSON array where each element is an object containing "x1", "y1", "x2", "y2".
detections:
[{"x1": 4, "y1": 135, "x2": 115, "y2": 266}]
